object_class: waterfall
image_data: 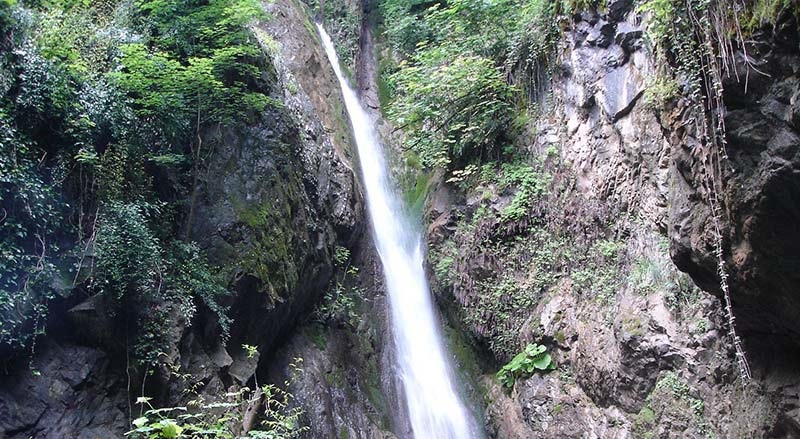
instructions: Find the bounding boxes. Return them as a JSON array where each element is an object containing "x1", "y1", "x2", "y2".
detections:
[{"x1": 316, "y1": 24, "x2": 478, "y2": 439}]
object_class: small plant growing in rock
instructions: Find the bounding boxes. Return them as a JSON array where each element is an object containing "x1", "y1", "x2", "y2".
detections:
[
  {"x1": 333, "y1": 246, "x2": 351, "y2": 267},
  {"x1": 316, "y1": 246, "x2": 361, "y2": 327},
  {"x1": 642, "y1": 75, "x2": 680, "y2": 110},
  {"x1": 496, "y1": 343, "x2": 555, "y2": 388},
  {"x1": 128, "y1": 359, "x2": 308, "y2": 438}
]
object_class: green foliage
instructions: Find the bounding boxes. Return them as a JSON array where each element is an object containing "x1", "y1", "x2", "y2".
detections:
[
  {"x1": 462, "y1": 229, "x2": 567, "y2": 356},
  {"x1": 627, "y1": 246, "x2": 702, "y2": 317},
  {"x1": 634, "y1": 371, "x2": 714, "y2": 437},
  {"x1": 741, "y1": 0, "x2": 798, "y2": 32},
  {"x1": 305, "y1": 0, "x2": 360, "y2": 72},
  {"x1": 430, "y1": 155, "x2": 628, "y2": 356},
  {"x1": 380, "y1": 0, "x2": 561, "y2": 170},
  {"x1": 570, "y1": 239, "x2": 623, "y2": 303},
  {"x1": 0, "y1": 0, "x2": 269, "y2": 361},
  {"x1": 664, "y1": 271, "x2": 702, "y2": 313},
  {"x1": 93, "y1": 203, "x2": 230, "y2": 365},
  {"x1": 431, "y1": 240, "x2": 457, "y2": 287},
  {"x1": 166, "y1": 241, "x2": 232, "y2": 341},
  {"x1": 503, "y1": 0, "x2": 561, "y2": 98},
  {"x1": 104, "y1": 0, "x2": 274, "y2": 163},
  {"x1": 136, "y1": 0, "x2": 267, "y2": 58},
  {"x1": 0, "y1": 111, "x2": 64, "y2": 350},
  {"x1": 379, "y1": 0, "x2": 433, "y2": 55},
  {"x1": 333, "y1": 246, "x2": 350, "y2": 267},
  {"x1": 93, "y1": 202, "x2": 163, "y2": 303},
  {"x1": 110, "y1": 41, "x2": 271, "y2": 146},
  {"x1": 389, "y1": 51, "x2": 514, "y2": 168},
  {"x1": 34, "y1": 6, "x2": 119, "y2": 75},
  {"x1": 243, "y1": 343, "x2": 258, "y2": 358},
  {"x1": 496, "y1": 343, "x2": 555, "y2": 388},
  {"x1": 694, "y1": 318, "x2": 710, "y2": 334},
  {"x1": 316, "y1": 246, "x2": 361, "y2": 328},
  {"x1": 128, "y1": 361, "x2": 308, "y2": 439},
  {"x1": 0, "y1": 0, "x2": 16, "y2": 31},
  {"x1": 497, "y1": 162, "x2": 551, "y2": 222},
  {"x1": 629, "y1": 257, "x2": 664, "y2": 295},
  {"x1": 642, "y1": 74, "x2": 680, "y2": 110},
  {"x1": 317, "y1": 283, "x2": 360, "y2": 328}
]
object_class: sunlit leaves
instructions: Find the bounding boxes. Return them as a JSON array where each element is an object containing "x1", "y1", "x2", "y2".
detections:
[
  {"x1": 381, "y1": 0, "x2": 559, "y2": 170},
  {"x1": 0, "y1": 0, "x2": 265, "y2": 358},
  {"x1": 389, "y1": 49, "x2": 514, "y2": 168}
]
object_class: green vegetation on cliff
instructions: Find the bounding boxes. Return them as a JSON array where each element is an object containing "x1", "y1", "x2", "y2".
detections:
[
  {"x1": 379, "y1": 0, "x2": 563, "y2": 170},
  {"x1": 0, "y1": 0, "x2": 270, "y2": 364},
  {"x1": 380, "y1": 0, "x2": 797, "y2": 362}
]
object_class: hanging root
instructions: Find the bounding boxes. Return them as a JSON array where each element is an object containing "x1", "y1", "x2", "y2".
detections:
[
  {"x1": 681, "y1": 0, "x2": 754, "y2": 384},
  {"x1": 709, "y1": 194, "x2": 752, "y2": 382}
]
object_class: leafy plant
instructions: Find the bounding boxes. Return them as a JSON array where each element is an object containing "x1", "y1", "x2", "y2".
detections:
[
  {"x1": 496, "y1": 343, "x2": 555, "y2": 388},
  {"x1": 0, "y1": 111, "x2": 65, "y2": 351},
  {"x1": 316, "y1": 245, "x2": 361, "y2": 327},
  {"x1": 380, "y1": 0, "x2": 563, "y2": 169},
  {"x1": 389, "y1": 50, "x2": 514, "y2": 169},
  {"x1": 332, "y1": 246, "x2": 350, "y2": 267},
  {"x1": 91, "y1": 203, "x2": 231, "y2": 366},
  {"x1": 497, "y1": 162, "x2": 551, "y2": 222},
  {"x1": 642, "y1": 74, "x2": 680, "y2": 110},
  {"x1": 128, "y1": 359, "x2": 308, "y2": 438},
  {"x1": 0, "y1": 0, "x2": 266, "y2": 363}
]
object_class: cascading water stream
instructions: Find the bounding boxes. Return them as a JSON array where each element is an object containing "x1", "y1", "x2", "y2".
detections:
[{"x1": 316, "y1": 24, "x2": 478, "y2": 439}]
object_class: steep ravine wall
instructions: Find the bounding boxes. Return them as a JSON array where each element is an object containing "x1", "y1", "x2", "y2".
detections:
[
  {"x1": 0, "y1": 0, "x2": 365, "y2": 437},
  {"x1": 420, "y1": 4, "x2": 800, "y2": 439},
  {"x1": 255, "y1": 1, "x2": 800, "y2": 437},
  {"x1": 261, "y1": 2, "x2": 410, "y2": 439},
  {"x1": 2, "y1": 0, "x2": 798, "y2": 438}
]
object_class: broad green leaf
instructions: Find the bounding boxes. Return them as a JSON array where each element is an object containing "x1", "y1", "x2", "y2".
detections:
[
  {"x1": 533, "y1": 353, "x2": 552, "y2": 370},
  {"x1": 160, "y1": 420, "x2": 183, "y2": 438}
]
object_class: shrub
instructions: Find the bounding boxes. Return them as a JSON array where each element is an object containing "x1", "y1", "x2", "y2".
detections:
[
  {"x1": 389, "y1": 51, "x2": 514, "y2": 169},
  {"x1": 316, "y1": 246, "x2": 361, "y2": 328},
  {"x1": 0, "y1": 111, "x2": 65, "y2": 351},
  {"x1": 93, "y1": 202, "x2": 230, "y2": 366},
  {"x1": 380, "y1": 0, "x2": 561, "y2": 170},
  {"x1": 497, "y1": 162, "x2": 551, "y2": 222},
  {"x1": 129, "y1": 359, "x2": 308, "y2": 438},
  {"x1": 0, "y1": 0, "x2": 265, "y2": 362}
]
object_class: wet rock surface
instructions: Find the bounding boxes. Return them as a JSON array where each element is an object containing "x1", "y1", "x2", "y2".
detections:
[
  {"x1": 2, "y1": 1, "x2": 799, "y2": 438},
  {"x1": 260, "y1": 1, "x2": 407, "y2": 437},
  {"x1": 0, "y1": 340, "x2": 128, "y2": 439}
]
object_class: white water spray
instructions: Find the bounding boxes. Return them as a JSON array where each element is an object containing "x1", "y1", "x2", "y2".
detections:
[{"x1": 317, "y1": 24, "x2": 477, "y2": 439}]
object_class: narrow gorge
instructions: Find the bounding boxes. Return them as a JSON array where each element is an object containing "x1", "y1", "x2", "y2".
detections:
[{"x1": 0, "y1": 0, "x2": 798, "y2": 438}]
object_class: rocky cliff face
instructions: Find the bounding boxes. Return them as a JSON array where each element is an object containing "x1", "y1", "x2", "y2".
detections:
[
  {"x1": 422, "y1": 2, "x2": 800, "y2": 438},
  {"x1": 0, "y1": 0, "x2": 364, "y2": 437},
  {"x1": 259, "y1": 1, "x2": 407, "y2": 438},
  {"x1": 668, "y1": 11, "x2": 800, "y2": 349}
]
